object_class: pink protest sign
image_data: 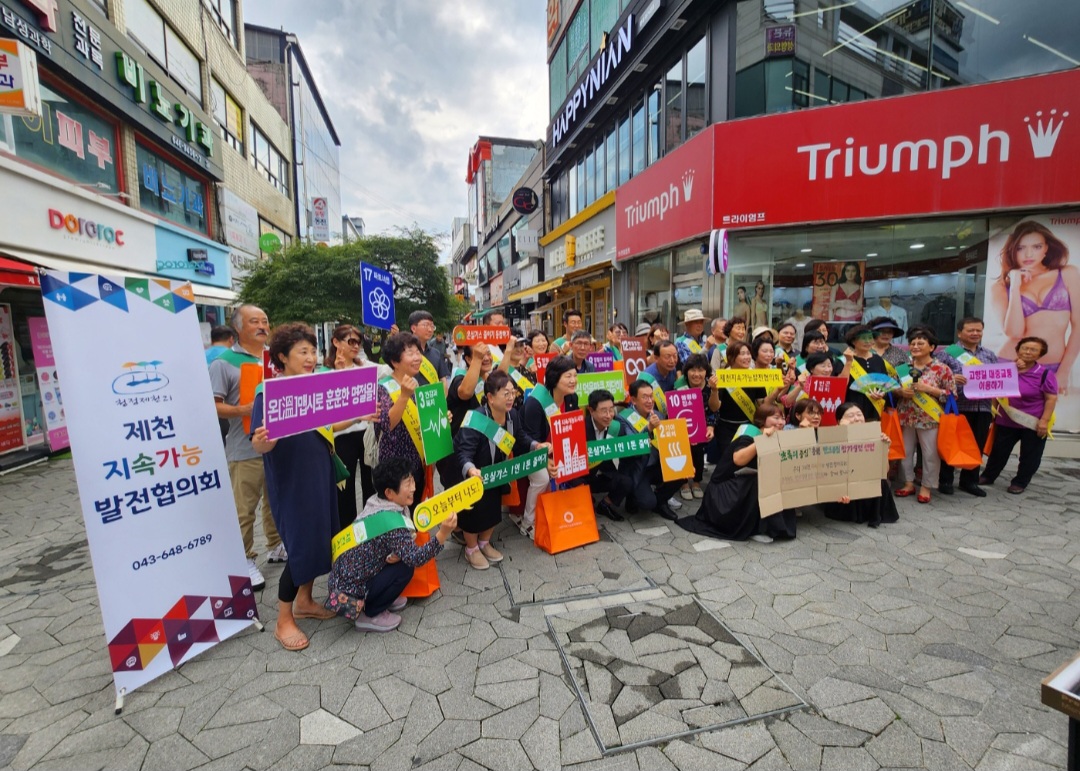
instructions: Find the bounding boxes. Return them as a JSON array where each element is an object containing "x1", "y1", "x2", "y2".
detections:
[
  {"x1": 666, "y1": 388, "x2": 707, "y2": 444},
  {"x1": 805, "y1": 376, "x2": 848, "y2": 426},
  {"x1": 262, "y1": 365, "x2": 379, "y2": 440},
  {"x1": 963, "y1": 363, "x2": 1020, "y2": 399},
  {"x1": 586, "y1": 352, "x2": 615, "y2": 372}
]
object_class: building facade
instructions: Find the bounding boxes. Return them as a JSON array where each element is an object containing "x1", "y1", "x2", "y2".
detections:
[
  {"x1": 245, "y1": 24, "x2": 342, "y2": 244},
  {"x1": 0, "y1": 0, "x2": 300, "y2": 460}
]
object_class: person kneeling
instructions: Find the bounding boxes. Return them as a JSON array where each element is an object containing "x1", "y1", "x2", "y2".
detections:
[
  {"x1": 326, "y1": 457, "x2": 457, "y2": 632},
  {"x1": 585, "y1": 389, "x2": 635, "y2": 522}
]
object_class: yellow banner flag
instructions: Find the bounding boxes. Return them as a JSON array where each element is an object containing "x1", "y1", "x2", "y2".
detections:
[
  {"x1": 412, "y1": 476, "x2": 484, "y2": 532},
  {"x1": 713, "y1": 369, "x2": 784, "y2": 390}
]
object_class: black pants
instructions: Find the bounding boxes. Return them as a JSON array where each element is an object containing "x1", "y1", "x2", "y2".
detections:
[
  {"x1": 691, "y1": 443, "x2": 706, "y2": 483},
  {"x1": 363, "y1": 561, "x2": 414, "y2": 617},
  {"x1": 589, "y1": 466, "x2": 633, "y2": 505},
  {"x1": 939, "y1": 411, "x2": 993, "y2": 487},
  {"x1": 278, "y1": 562, "x2": 298, "y2": 603},
  {"x1": 335, "y1": 431, "x2": 365, "y2": 530},
  {"x1": 981, "y1": 424, "x2": 1047, "y2": 489}
]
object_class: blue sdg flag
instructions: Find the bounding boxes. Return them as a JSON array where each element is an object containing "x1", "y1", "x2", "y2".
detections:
[{"x1": 359, "y1": 262, "x2": 395, "y2": 330}]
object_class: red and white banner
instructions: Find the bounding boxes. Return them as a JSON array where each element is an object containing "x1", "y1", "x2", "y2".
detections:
[{"x1": 551, "y1": 408, "x2": 588, "y2": 482}]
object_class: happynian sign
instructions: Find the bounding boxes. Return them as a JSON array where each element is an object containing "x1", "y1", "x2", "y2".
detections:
[{"x1": 452, "y1": 325, "x2": 512, "y2": 346}]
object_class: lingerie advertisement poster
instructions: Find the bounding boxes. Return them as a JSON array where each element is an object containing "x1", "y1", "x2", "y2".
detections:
[
  {"x1": 983, "y1": 212, "x2": 1080, "y2": 433},
  {"x1": 811, "y1": 261, "x2": 866, "y2": 324}
]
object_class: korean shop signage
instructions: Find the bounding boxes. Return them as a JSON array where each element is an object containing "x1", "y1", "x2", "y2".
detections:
[{"x1": 7, "y1": 0, "x2": 223, "y2": 180}]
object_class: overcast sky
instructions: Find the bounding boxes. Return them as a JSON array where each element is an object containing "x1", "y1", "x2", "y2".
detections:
[{"x1": 245, "y1": 0, "x2": 549, "y2": 248}]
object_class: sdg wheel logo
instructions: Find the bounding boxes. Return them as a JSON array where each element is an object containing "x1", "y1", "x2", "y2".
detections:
[{"x1": 368, "y1": 287, "x2": 392, "y2": 320}]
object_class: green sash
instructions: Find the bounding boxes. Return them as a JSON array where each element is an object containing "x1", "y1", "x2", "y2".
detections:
[
  {"x1": 418, "y1": 355, "x2": 440, "y2": 385},
  {"x1": 587, "y1": 432, "x2": 651, "y2": 465},
  {"x1": 734, "y1": 424, "x2": 762, "y2": 440},
  {"x1": 452, "y1": 368, "x2": 485, "y2": 399},
  {"x1": 380, "y1": 376, "x2": 426, "y2": 461},
  {"x1": 508, "y1": 367, "x2": 532, "y2": 393},
  {"x1": 637, "y1": 371, "x2": 668, "y2": 414},
  {"x1": 673, "y1": 375, "x2": 689, "y2": 390},
  {"x1": 331, "y1": 509, "x2": 410, "y2": 562},
  {"x1": 620, "y1": 407, "x2": 649, "y2": 433},
  {"x1": 461, "y1": 409, "x2": 515, "y2": 455},
  {"x1": 528, "y1": 384, "x2": 560, "y2": 420},
  {"x1": 217, "y1": 349, "x2": 261, "y2": 367}
]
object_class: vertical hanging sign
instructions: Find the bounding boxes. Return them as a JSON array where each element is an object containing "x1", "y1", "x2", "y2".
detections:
[{"x1": 40, "y1": 271, "x2": 255, "y2": 701}]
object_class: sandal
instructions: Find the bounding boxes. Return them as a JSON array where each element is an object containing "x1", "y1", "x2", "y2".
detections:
[
  {"x1": 895, "y1": 486, "x2": 916, "y2": 497},
  {"x1": 917, "y1": 488, "x2": 931, "y2": 504},
  {"x1": 274, "y1": 631, "x2": 309, "y2": 652}
]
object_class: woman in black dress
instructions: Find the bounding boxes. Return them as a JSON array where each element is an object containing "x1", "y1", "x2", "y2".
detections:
[
  {"x1": 844, "y1": 324, "x2": 890, "y2": 422},
  {"x1": 251, "y1": 323, "x2": 338, "y2": 652},
  {"x1": 823, "y1": 402, "x2": 899, "y2": 528},
  {"x1": 677, "y1": 404, "x2": 789, "y2": 543},
  {"x1": 455, "y1": 370, "x2": 545, "y2": 570}
]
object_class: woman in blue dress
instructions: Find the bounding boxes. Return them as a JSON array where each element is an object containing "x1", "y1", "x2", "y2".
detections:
[{"x1": 251, "y1": 323, "x2": 338, "y2": 652}]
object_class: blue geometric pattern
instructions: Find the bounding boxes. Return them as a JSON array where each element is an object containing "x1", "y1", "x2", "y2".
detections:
[{"x1": 41, "y1": 271, "x2": 196, "y2": 314}]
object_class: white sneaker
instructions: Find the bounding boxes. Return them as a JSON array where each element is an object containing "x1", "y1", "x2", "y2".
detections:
[
  {"x1": 669, "y1": 497, "x2": 683, "y2": 510},
  {"x1": 266, "y1": 544, "x2": 288, "y2": 563},
  {"x1": 751, "y1": 534, "x2": 774, "y2": 544},
  {"x1": 246, "y1": 558, "x2": 266, "y2": 591}
]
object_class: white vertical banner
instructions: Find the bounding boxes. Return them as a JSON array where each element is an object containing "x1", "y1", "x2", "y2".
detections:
[
  {"x1": 311, "y1": 197, "x2": 330, "y2": 242},
  {"x1": 40, "y1": 271, "x2": 256, "y2": 699}
]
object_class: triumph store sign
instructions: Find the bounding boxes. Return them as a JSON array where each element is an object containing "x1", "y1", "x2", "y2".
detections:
[{"x1": 615, "y1": 68, "x2": 1080, "y2": 259}]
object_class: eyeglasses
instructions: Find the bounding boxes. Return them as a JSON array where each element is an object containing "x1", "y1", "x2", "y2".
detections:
[{"x1": 344, "y1": 338, "x2": 361, "y2": 347}]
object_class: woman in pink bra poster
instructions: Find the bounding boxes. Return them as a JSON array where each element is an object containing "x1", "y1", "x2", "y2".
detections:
[{"x1": 985, "y1": 215, "x2": 1080, "y2": 431}]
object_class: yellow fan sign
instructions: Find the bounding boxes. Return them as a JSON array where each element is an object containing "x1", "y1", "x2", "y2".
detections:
[{"x1": 412, "y1": 476, "x2": 484, "y2": 532}]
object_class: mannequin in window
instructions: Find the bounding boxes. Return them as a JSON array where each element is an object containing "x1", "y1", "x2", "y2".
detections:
[
  {"x1": 863, "y1": 295, "x2": 908, "y2": 344},
  {"x1": 732, "y1": 286, "x2": 751, "y2": 323},
  {"x1": 785, "y1": 306, "x2": 811, "y2": 351}
]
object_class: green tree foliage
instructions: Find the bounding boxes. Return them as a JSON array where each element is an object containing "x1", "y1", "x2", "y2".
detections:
[{"x1": 239, "y1": 227, "x2": 465, "y2": 334}]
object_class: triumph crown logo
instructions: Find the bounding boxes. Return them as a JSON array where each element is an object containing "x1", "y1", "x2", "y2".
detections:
[
  {"x1": 1025, "y1": 109, "x2": 1068, "y2": 158},
  {"x1": 682, "y1": 170, "x2": 695, "y2": 201}
]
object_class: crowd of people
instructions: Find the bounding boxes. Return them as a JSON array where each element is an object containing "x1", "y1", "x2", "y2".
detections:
[{"x1": 207, "y1": 303, "x2": 1058, "y2": 652}]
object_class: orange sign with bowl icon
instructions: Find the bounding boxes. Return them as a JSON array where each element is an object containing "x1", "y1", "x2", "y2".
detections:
[{"x1": 656, "y1": 419, "x2": 694, "y2": 482}]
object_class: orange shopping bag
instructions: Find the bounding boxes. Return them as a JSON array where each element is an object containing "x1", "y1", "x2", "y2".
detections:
[
  {"x1": 937, "y1": 396, "x2": 982, "y2": 470},
  {"x1": 401, "y1": 530, "x2": 441, "y2": 598},
  {"x1": 880, "y1": 407, "x2": 906, "y2": 461},
  {"x1": 534, "y1": 484, "x2": 599, "y2": 555},
  {"x1": 983, "y1": 422, "x2": 996, "y2": 456}
]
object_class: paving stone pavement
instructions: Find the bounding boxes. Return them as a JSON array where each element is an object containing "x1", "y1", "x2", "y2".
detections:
[{"x1": 1, "y1": 455, "x2": 1079, "y2": 769}]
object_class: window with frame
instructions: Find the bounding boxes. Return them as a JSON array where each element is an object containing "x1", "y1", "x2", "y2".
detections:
[
  {"x1": 123, "y1": 0, "x2": 203, "y2": 98},
  {"x1": 250, "y1": 123, "x2": 289, "y2": 196},
  {"x1": 203, "y1": 0, "x2": 236, "y2": 47},
  {"x1": 210, "y1": 79, "x2": 243, "y2": 154},
  {"x1": 136, "y1": 143, "x2": 208, "y2": 233},
  {"x1": 565, "y1": 4, "x2": 590, "y2": 90}
]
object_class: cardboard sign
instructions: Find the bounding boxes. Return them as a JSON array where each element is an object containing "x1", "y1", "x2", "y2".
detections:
[
  {"x1": 656, "y1": 419, "x2": 694, "y2": 481},
  {"x1": 481, "y1": 447, "x2": 549, "y2": 490},
  {"x1": 416, "y1": 382, "x2": 453, "y2": 464},
  {"x1": 534, "y1": 352, "x2": 558, "y2": 387},
  {"x1": 666, "y1": 388, "x2": 707, "y2": 444},
  {"x1": 412, "y1": 476, "x2": 484, "y2": 532},
  {"x1": 360, "y1": 262, "x2": 396, "y2": 330},
  {"x1": 575, "y1": 370, "x2": 627, "y2": 404},
  {"x1": 714, "y1": 369, "x2": 784, "y2": 390},
  {"x1": 805, "y1": 376, "x2": 848, "y2": 426},
  {"x1": 452, "y1": 325, "x2": 512, "y2": 346},
  {"x1": 262, "y1": 365, "x2": 379, "y2": 440},
  {"x1": 621, "y1": 336, "x2": 649, "y2": 389},
  {"x1": 755, "y1": 423, "x2": 888, "y2": 517},
  {"x1": 586, "y1": 352, "x2": 615, "y2": 372},
  {"x1": 963, "y1": 363, "x2": 1020, "y2": 399},
  {"x1": 551, "y1": 409, "x2": 588, "y2": 482}
]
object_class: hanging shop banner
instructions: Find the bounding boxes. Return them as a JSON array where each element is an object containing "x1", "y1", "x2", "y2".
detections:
[
  {"x1": 311, "y1": 197, "x2": 330, "y2": 243},
  {"x1": 586, "y1": 352, "x2": 615, "y2": 372},
  {"x1": 666, "y1": 388, "x2": 707, "y2": 444},
  {"x1": 0, "y1": 303, "x2": 26, "y2": 454},
  {"x1": 359, "y1": 261, "x2": 396, "y2": 330},
  {"x1": 713, "y1": 369, "x2": 784, "y2": 390},
  {"x1": 481, "y1": 447, "x2": 549, "y2": 490},
  {"x1": 805, "y1": 376, "x2": 848, "y2": 426},
  {"x1": 620, "y1": 336, "x2": 649, "y2": 388},
  {"x1": 551, "y1": 408, "x2": 588, "y2": 482},
  {"x1": 261, "y1": 365, "x2": 379, "y2": 441},
  {"x1": 412, "y1": 476, "x2": 483, "y2": 532},
  {"x1": 810, "y1": 261, "x2": 866, "y2": 324},
  {"x1": 0, "y1": 38, "x2": 42, "y2": 117},
  {"x1": 39, "y1": 270, "x2": 255, "y2": 700},
  {"x1": 962, "y1": 363, "x2": 1020, "y2": 400},
  {"x1": 452, "y1": 325, "x2": 513, "y2": 346},
  {"x1": 656, "y1": 419, "x2": 694, "y2": 482},
  {"x1": 416, "y1": 382, "x2": 453, "y2": 463},
  {"x1": 27, "y1": 316, "x2": 69, "y2": 450},
  {"x1": 982, "y1": 212, "x2": 1080, "y2": 433},
  {"x1": 575, "y1": 370, "x2": 626, "y2": 403}
]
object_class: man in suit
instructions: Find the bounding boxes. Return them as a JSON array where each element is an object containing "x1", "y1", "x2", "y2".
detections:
[
  {"x1": 621, "y1": 380, "x2": 684, "y2": 520},
  {"x1": 585, "y1": 389, "x2": 634, "y2": 522}
]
